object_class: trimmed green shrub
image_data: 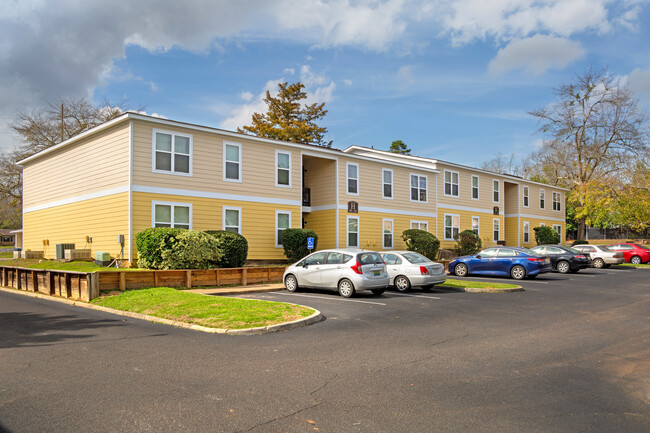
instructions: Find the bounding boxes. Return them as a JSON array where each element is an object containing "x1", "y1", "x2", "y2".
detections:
[
  {"x1": 281, "y1": 229, "x2": 318, "y2": 263},
  {"x1": 136, "y1": 227, "x2": 184, "y2": 269},
  {"x1": 401, "y1": 229, "x2": 440, "y2": 261},
  {"x1": 454, "y1": 230, "x2": 482, "y2": 256},
  {"x1": 136, "y1": 228, "x2": 223, "y2": 270},
  {"x1": 571, "y1": 239, "x2": 589, "y2": 246},
  {"x1": 533, "y1": 226, "x2": 560, "y2": 245},
  {"x1": 204, "y1": 230, "x2": 248, "y2": 268}
]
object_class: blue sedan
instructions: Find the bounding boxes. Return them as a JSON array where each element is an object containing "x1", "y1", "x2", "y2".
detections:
[{"x1": 448, "y1": 247, "x2": 552, "y2": 280}]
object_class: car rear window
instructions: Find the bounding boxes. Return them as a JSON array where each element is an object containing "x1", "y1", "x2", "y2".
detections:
[
  {"x1": 358, "y1": 252, "x2": 383, "y2": 265},
  {"x1": 401, "y1": 252, "x2": 429, "y2": 263},
  {"x1": 597, "y1": 245, "x2": 611, "y2": 251},
  {"x1": 634, "y1": 244, "x2": 649, "y2": 250},
  {"x1": 520, "y1": 248, "x2": 537, "y2": 256}
]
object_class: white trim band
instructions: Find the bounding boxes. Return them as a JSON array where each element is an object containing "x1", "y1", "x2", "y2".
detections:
[
  {"x1": 337, "y1": 204, "x2": 436, "y2": 218},
  {"x1": 505, "y1": 213, "x2": 566, "y2": 222},
  {"x1": 132, "y1": 185, "x2": 301, "y2": 207}
]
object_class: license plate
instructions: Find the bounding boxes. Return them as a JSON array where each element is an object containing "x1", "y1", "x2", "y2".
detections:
[{"x1": 373, "y1": 270, "x2": 380, "y2": 276}]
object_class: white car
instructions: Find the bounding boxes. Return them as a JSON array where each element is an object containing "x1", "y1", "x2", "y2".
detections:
[
  {"x1": 283, "y1": 249, "x2": 389, "y2": 297},
  {"x1": 571, "y1": 244, "x2": 624, "y2": 268},
  {"x1": 380, "y1": 251, "x2": 446, "y2": 292}
]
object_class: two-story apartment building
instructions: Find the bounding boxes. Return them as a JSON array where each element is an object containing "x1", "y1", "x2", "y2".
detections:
[{"x1": 18, "y1": 112, "x2": 567, "y2": 265}]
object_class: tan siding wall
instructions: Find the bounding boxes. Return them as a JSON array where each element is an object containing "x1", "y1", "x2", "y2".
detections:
[
  {"x1": 504, "y1": 182, "x2": 519, "y2": 214},
  {"x1": 22, "y1": 123, "x2": 130, "y2": 207},
  {"x1": 519, "y1": 182, "x2": 566, "y2": 221},
  {"x1": 436, "y1": 163, "x2": 503, "y2": 211},
  {"x1": 303, "y1": 157, "x2": 336, "y2": 207}
]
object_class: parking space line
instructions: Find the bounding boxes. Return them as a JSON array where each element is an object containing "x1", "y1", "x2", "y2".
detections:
[
  {"x1": 579, "y1": 274, "x2": 596, "y2": 277},
  {"x1": 270, "y1": 291, "x2": 387, "y2": 306},
  {"x1": 387, "y1": 293, "x2": 441, "y2": 300}
]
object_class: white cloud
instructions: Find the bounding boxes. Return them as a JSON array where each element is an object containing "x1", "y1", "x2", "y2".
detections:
[
  {"x1": 489, "y1": 35, "x2": 586, "y2": 76},
  {"x1": 627, "y1": 67, "x2": 650, "y2": 97},
  {"x1": 396, "y1": 65, "x2": 414, "y2": 89},
  {"x1": 240, "y1": 91, "x2": 254, "y2": 102}
]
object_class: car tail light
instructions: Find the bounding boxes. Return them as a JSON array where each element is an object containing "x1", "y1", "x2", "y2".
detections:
[
  {"x1": 528, "y1": 258, "x2": 544, "y2": 262},
  {"x1": 420, "y1": 266, "x2": 429, "y2": 275},
  {"x1": 351, "y1": 261, "x2": 363, "y2": 274},
  {"x1": 614, "y1": 253, "x2": 622, "y2": 258},
  {"x1": 576, "y1": 255, "x2": 586, "y2": 259}
]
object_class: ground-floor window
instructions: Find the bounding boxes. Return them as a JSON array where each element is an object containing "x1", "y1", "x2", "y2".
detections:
[
  {"x1": 276, "y1": 211, "x2": 291, "y2": 248},
  {"x1": 444, "y1": 214, "x2": 460, "y2": 241},
  {"x1": 471, "y1": 216, "x2": 480, "y2": 235},
  {"x1": 523, "y1": 221, "x2": 530, "y2": 244},
  {"x1": 493, "y1": 218, "x2": 500, "y2": 242},
  {"x1": 223, "y1": 207, "x2": 241, "y2": 234},
  {"x1": 553, "y1": 224, "x2": 562, "y2": 243},
  {"x1": 347, "y1": 216, "x2": 359, "y2": 248},
  {"x1": 383, "y1": 218, "x2": 394, "y2": 249},
  {"x1": 411, "y1": 220, "x2": 428, "y2": 231},
  {"x1": 152, "y1": 201, "x2": 192, "y2": 229}
]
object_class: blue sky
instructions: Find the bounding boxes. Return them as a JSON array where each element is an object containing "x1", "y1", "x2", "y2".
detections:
[{"x1": 1, "y1": 0, "x2": 649, "y2": 166}]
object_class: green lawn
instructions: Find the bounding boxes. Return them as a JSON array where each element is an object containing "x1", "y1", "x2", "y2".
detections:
[
  {"x1": 0, "y1": 259, "x2": 133, "y2": 272},
  {"x1": 91, "y1": 287, "x2": 314, "y2": 329},
  {"x1": 620, "y1": 263, "x2": 650, "y2": 268},
  {"x1": 441, "y1": 278, "x2": 520, "y2": 289},
  {"x1": 0, "y1": 252, "x2": 13, "y2": 259}
]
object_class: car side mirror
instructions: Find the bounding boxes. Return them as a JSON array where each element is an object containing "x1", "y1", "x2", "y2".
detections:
[{"x1": 476, "y1": 254, "x2": 482, "y2": 259}]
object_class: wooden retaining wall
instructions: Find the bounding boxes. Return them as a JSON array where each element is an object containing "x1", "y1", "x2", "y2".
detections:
[{"x1": 0, "y1": 267, "x2": 96, "y2": 302}]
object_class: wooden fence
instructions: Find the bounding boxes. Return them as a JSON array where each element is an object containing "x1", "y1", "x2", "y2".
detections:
[{"x1": 0, "y1": 266, "x2": 96, "y2": 301}]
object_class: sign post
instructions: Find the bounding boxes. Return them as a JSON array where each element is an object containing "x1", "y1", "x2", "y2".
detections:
[{"x1": 307, "y1": 237, "x2": 314, "y2": 253}]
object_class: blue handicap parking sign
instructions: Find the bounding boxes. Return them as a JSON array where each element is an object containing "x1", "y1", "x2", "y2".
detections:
[{"x1": 307, "y1": 237, "x2": 314, "y2": 249}]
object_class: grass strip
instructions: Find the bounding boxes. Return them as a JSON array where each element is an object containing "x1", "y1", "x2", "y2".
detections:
[
  {"x1": 0, "y1": 259, "x2": 136, "y2": 272},
  {"x1": 441, "y1": 278, "x2": 520, "y2": 290},
  {"x1": 91, "y1": 287, "x2": 314, "y2": 329},
  {"x1": 0, "y1": 252, "x2": 13, "y2": 259},
  {"x1": 619, "y1": 263, "x2": 650, "y2": 268}
]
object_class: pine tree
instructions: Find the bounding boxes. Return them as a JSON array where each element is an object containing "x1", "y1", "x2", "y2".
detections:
[{"x1": 389, "y1": 140, "x2": 411, "y2": 154}]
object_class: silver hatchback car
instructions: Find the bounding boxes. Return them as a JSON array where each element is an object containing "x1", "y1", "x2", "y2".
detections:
[
  {"x1": 381, "y1": 251, "x2": 446, "y2": 292},
  {"x1": 571, "y1": 244, "x2": 624, "y2": 268},
  {"x1": 283, "y1": 249, "x2": 389, "y2": 297}
]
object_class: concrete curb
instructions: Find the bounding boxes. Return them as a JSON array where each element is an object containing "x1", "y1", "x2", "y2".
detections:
[
  {"x1": 441, "y1": 285, "x2": 524, "y2": 293},
  {"x1": 0, "y1": 286, "x2": 322, "y2": 335}
]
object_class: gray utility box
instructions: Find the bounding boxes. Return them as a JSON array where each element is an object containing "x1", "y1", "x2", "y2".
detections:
[{"x1": 56, "y1": 243, "x2": 75, "y2": 259}]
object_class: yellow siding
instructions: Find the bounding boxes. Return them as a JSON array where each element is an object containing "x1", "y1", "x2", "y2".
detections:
[
  {"x1": 23, "y1": 193, "x2": 129, "y2": 259},
  {"x1": 131, "y1": 192, "x2": 300, "y2": 260},
  {"x1": 22, "y1": 123, "x2": 130, "y2": 207},
  {"x1": 303, "y1": 209, "x2": 336, "y2": 249},
  {"x1": 437, "y1": 208, "x2": 503, "y2": 250},
  {"x1": 505, "y1": 216, "x2": 519, "y2": 247},
  {"x1": 520, "y1": 218, "x2": 564, "y2": 246}
]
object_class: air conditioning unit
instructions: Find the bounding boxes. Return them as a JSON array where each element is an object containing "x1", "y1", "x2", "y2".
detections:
[
  {"x1": 64, "y1": 249, "x2": 91, "y2": 260},
  {"x1": 56, "y1": 243, "x2": 75, "y2": 259}
]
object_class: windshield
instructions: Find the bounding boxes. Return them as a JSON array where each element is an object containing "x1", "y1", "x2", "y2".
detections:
[
  {"x1": 401, "y1": 252, "x2": 430, "y2": 264},
  {"x1": 358, "y1": 252, "x2": 383, "y2": 265},
  {"x1": 565, "y1": 247, "x2": 582, "y2": 254}
]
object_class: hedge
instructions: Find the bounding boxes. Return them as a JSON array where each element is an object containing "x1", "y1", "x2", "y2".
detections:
[
  {"x1": 136, "y1": 228, "x2": 223, "y2": 270},
  {"x1": 401, "y1": 229, "x2": 440, "y2": 261},
  {"x1": 204, "y1": 230, "x2": 248, "y2": 268},
  {"x1": 454, "y1": 230, "x2": 482, "y2": 256},
  {"x1": 533, "y1": 226, "x2": 561, "y2": 245},
  {"x1": 281, "y1": 229, "x2": 318, "y2": 263}
]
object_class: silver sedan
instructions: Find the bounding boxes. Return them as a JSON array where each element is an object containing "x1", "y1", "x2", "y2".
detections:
[
  {"x1": 380, "y1": 251, "x2": 446, "y2": 292},
  {"x1": 572, "y1": 244, "x2": 624, "y2": 268}
]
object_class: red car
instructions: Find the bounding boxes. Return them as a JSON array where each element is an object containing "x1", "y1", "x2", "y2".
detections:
[{"x1": 606, "y1": 243, "x2": 650, "y2": 265}]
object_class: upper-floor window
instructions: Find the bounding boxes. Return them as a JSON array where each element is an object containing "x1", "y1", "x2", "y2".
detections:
[
  {"x1": 471, "y1": 175, "x2": 479, "y2": 200},
  {"x1": 382, "y1": 168, "x2": 393, "y2": 199},
  {"x1": 444, "y1": 170, "x2": 459, "y2": 197},
  {"x1": 224, "y1": 142, "x2": 242, "y2": 182},
  {"x1": 153, "y1": 130, "x2": 191, "y2": 175},
  {"x1": 553, "y1": 192, "x2": 561, "y2": 211},
  {"x1": 275, "y1": 150, "x2": 291, "y2": 187},
  {"x1": 153, "y1": 201, "x2": 191, "y2": 229},
  {"x1": 493, "y1": 180, "x2": 500, "y2": 203},
  {"x1": 410, "y1": 174, "x2": 427, "y2": 202},
  {"x1": 347, "y1": 162, "x2": 359, "y2": 195},
  {"x1": 523, "y1": 186, "x2": 529, "y2": 207},
  {"x1": 540, "y1": 189, "x2": 546, "y2": 209}
]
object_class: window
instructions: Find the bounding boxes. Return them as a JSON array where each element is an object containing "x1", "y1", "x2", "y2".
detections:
[
  {"x1": 304, "y1": 252, "x2": 326, "y2": 266},
  {"x1": 410, "y1": 174, "x2": 427, "y2": 202},
  {"x1": 553, "y1": 224, "x2": 562, "y2": 242},
  {"x1": 224, "y1": 142, "x2": 242, "y2": 182},
  {"x1": 480, "y1": 248, "x2": 498, "y2": 258},
  {"x1": 411, "y1": 221, "x2": 428, "y2": 231},
  {"x1": 326, "y1": 252, "x2": 352, "y2": 264},
  {"x1": 347, "y1": 216, "x2": 359, "y2": 247},
  {"x1": 540, "y1": 222, "x2": 545, "y2": 227},
  {"x1": 275, "y1": 211, "x2": 291, "y2": 248},
  {"x1": 523, "y1": 186, "x2": 529, "y2": 207},
  {"x1": 523, "y1": 221, "x2": 530, "y2": 243},
  {"x1": 540, "y1": 189, "x2": 545, "y2": 209},
  {"x1": 275, "y1": 150, "x2": 291, "y2": 187},
  {"x1": 471, "y1": 175, "x2": 479, "y2": 200},
  {"x1": 152, "y1": 202, "x2": 191, "y2": 229},
  {"x1": 493, "y1": 218, "x2": 500, "y2": 242},
  {"x1": 153, "y1": 130, "x2": 191, "y2": 175},
  {"x1": 498, "y1": 249, "x2": 517, "y2": 257},
  {"x1": 553, "y1": 192, "x2": 561, "y2": 211},
  {"x1": 347, "y1": 162, "x2": 359, "y2": 195},
  {"x1": 223, "y1": 207, "x2": 241, "y2": 233},
  {"x1": 383, "y1": 218, "x2": 394, "y2": 249},
  {"x1": 472, "y1": 216, "x2": 480, "y2": 235},
  {"x1": 383, "y1": 254, "x2": 402, "y2": 265},
  {"x1": 493, "y1": 180, "x2": 500, "y2": 203},
  {"x1": 444, "y1": 170, "x2": 459, "y2": 197},
  {"x1": 444, "y1": 214, "x2": 460, "y2": 241},
  {"x1": 382, "y1": 168, "x2": 393, "y2": 199}
]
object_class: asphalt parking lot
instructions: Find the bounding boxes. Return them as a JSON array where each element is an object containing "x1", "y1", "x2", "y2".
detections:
[{"x1": 1, "y1": 266, "x2": 649, "y2": 433}]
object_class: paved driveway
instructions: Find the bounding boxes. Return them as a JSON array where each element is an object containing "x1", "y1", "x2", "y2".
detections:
[{"x1": 1, "y1": 267, "x2": 648, "y2": 432}]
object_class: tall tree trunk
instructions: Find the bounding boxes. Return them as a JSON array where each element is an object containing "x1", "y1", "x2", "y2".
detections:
[{"x1": 577, "y1": 218, "x2": 587, "y2": 241}]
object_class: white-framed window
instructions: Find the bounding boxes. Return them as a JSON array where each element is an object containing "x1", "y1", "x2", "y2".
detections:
[
  {"x1": 152, "y1": 201, "x2": 192, "y2": 229},
  {"x1": 152, "y1": 129, "x2": 192, "y2": 176},
  {"x1": 411, "y1": 220, "x2": 428, "y2": 231},
  {"x1": 275, "y1": 211, "x2": 291, "y2": 248},
  {"x1": 471, "y1": 175, "x2": 479, "y2": 200},
  {"x1": 523, "y1": 221, "x2": 530, "y2": 244},
  {"x1": 553, "y1": 224, "x2": 562, "y2": 242},
  {"x1": 540, "y1": 189, "x2": 546, "y2": 209},
  {"x1": 523, "y1": 186, "x2": 529, "y2": 208},
  {"x1": 382, "y1": 168, "x2": 393, "y2": 199},
  {"x1": 540, "y1": 222, "x2": 546, "y2": 227},
  {"x1": 383, "y1": 218, "x2": 394, "y2": 249},
  {"x1": 493, "y1": 218, "x2": 501, "y2": 242},
  {"x1": 444, "y1": 170, "x2": 459, "y2": 197},
  {"x1": 410, "y1": 174, "x2": 427, "y2": 203},
  {"x1": 444, "y1": 214, "x2": 460, "y2": 241},
  {"x1": 553, "y1": 192, "x2": 561, "y2": 211},
  {"x1": 472, "y1": 216, "x2": 480, "y2": 235},
  {"x1": 347, "y1": 162, "x2": 359, "y2": 195},
  {"x1": 223, "y1": 141, "x2": 242, "y2": 182},
  {"x1": 275, "y1": 150, "x2": 291, "y2": 188},
  {"x1": 223, "y1": 207, "x2": 242, "y2": 234},
  {"x1": 347, "y1": 215, "x2": 359, "y2": 248},
  {"x1": 493, "y1": 179, "x2": 500, "y2": 203}
]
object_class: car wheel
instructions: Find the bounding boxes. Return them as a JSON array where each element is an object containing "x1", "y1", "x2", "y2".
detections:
[
  {"x1": 338, "y1": 278, "x2": 355, "y2": 298},
  {"x1": 630, "y1": 256, "x2": 642, "y2": 265},
  {"x1": 394, "y1": 275, "x2": 411, "y2": 292},
  {"x1": 284, "y1": 274, "x2": 299, "y2": 292},
  {"x1": 371, "y1": 288, "x2": 385, "y2": 296},
  {"x1": 454, "y1": 263, "x2": 468, "y2": 277},
  {"x1": 510, "y1": 265, "x2": 526, "y2": 280},
  {"x1": 593, "y1": 258, "x2": 605, "y2": 269},
  {"x1": 557, "y1": 260, "x2": 570, "y2": 274}
]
